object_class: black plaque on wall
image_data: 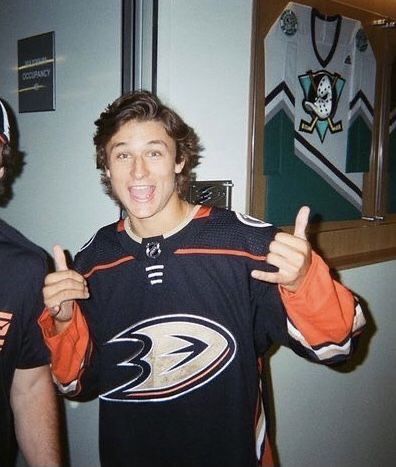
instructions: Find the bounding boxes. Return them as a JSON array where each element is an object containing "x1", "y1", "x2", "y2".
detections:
[{"x1": 18, "y1": 31, "x2": 55, "y2": 112}]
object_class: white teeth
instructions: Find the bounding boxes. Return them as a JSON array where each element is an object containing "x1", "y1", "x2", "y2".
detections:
[{"x1": 129, "y1": 185, "x2": 154, "y2": 201}]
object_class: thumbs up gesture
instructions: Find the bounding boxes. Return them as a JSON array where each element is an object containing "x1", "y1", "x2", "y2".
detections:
[
  {"x1": 43, "y1": 245, "x2": 90, "y2": 323},
  {"x1": 251, "y1": 206, "x2": 312, "y2": 292}
]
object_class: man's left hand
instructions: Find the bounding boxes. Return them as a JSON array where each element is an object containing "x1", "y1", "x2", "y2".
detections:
[{"x1": 251, "y1": 206, "x2": 312, "y2": 293}]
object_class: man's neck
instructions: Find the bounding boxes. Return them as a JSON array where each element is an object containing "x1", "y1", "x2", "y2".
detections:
[{"x1": 128, "y1": 197, "x2": 194, "y2": 239}]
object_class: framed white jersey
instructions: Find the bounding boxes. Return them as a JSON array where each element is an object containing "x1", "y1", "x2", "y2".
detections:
[{"x1": 264, "y1": 2, "x2": 376, "y2": 223}]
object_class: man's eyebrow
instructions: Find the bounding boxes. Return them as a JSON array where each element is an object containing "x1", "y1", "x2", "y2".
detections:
[
  {"x1": 146, "y1": 139, "x2": 169, "y2": 149},
  {"x1": 108, "y1": 141, "x2": 127, "y2": 153},
  {"x1": 108, "y1": 139, "x2": 169, "y2": 154}
]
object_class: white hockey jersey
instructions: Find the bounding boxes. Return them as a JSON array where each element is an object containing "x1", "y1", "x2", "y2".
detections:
[{"x1": 264, "y1": 2, "x2": 376, "y2": 213}]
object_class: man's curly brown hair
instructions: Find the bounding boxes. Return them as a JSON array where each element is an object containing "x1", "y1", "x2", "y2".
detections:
[{"x1": 93, "y1": 90, "x2": 202, "y2": 200}]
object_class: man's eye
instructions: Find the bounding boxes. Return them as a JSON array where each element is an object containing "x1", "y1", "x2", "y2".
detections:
[
  {"x1": 116, "y1": 152, "x2": 129, "y2": 160},
  {"x1": 148, "y1": 151, "x2": 161, "y2": 158}
]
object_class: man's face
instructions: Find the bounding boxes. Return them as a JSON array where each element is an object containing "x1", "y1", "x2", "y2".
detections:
[{"x1": 105, "y1": 119, "x2": 185, "y2": 233}]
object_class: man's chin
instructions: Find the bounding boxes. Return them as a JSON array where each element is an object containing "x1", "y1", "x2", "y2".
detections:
[{"x1": 126, "y1": 206, "x2": 157, "y2": 221}]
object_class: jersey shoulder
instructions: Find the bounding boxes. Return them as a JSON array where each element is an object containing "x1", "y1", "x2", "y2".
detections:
[
  {"x1": 190, "y1": 207, "x2": 278, "y2": 256},
  {"x1": 74, "y1": 220, "x2": 125, "y2": 273}
]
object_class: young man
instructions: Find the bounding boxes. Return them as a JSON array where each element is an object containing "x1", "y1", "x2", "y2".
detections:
[
  {"x1": 0, "y1": 100, "x2": 61, "y2": 466},
  {"x1": 40, "y1": 91, "x2": 365, "y2": 466}
]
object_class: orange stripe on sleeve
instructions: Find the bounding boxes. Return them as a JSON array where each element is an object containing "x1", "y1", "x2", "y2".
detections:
[
  {"x1": 38, "y1": 302, "x2": 90, "y2": 384},
  {"x1": 279, "y1": 251, "x2": 355, "y2": 347}
]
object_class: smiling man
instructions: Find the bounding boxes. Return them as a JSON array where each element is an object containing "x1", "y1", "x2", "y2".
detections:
[
  {"x1": 39, "y1": 91, "x2": 365, "y2": 467},
  {"x1": 0, "y1": 100, "x2": 60, "y2": 466},
  {"x1": 105, "y1": 118, "x2": 190, "y2": 237}
]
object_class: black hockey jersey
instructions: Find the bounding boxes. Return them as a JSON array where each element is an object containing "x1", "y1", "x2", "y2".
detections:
[{"x1": 40, "y1": 206, "x2": 365, "y2": 466}]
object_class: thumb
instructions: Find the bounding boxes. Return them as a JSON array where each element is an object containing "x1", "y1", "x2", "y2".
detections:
[
  {"x1": 53, "y1": 244, "x2": 69, "y2": 271},
  {"x1": 293, "y1": 206, "x2": 310, "y2": 240}
]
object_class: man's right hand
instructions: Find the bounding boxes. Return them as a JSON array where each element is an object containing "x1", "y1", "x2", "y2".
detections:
[{"x1": 43, "y1": 245, "x2": 90, "y2": 323}]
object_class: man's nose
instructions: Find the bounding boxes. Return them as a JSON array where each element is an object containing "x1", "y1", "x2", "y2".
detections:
[{"x1": 131, "y1": 156, "x2": 148, "y2": 179}]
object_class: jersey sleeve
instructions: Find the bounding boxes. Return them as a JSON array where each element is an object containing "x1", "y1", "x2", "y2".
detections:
[
  {"x1": 253, "y1": 251, "x2": 365, "y2": 364},
  {"x1": 279, "y1": 251, "x2": 365, "y2": 363},
  {"x1": 345, "y1": 26, "x2": 376, "y2": 174},
  {"x1": 38, "y1": 301, "x2": 99, "y2": 400}
]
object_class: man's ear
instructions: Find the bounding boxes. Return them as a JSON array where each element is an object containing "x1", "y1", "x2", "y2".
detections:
[
  {"x1": 175, "y1": 158, "x2": 185, "y2": 175},
  {"x1": 0, "y1": 167, "x2": 4, "y2": 180},
  {"x1": 105, "y1": 167, "x2": 111, "y2": 178}
]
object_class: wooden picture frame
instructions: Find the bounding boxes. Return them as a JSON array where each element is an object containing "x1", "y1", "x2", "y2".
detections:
[{"x1": 248, "y1": 0, "x2": 396, "y2": 269}]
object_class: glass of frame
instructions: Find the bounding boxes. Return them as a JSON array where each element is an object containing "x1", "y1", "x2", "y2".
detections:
[{"x1": 248, "y1": 0, "x2": 396, "y2": 269}]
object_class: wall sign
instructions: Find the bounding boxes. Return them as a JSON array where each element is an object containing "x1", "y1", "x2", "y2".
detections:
[
  {"x1": 18, "y1": 31, "x2": 55, "y2": 112},
  {"x1": 188, "y1": 180, "x2": 233, "y2": 209}
]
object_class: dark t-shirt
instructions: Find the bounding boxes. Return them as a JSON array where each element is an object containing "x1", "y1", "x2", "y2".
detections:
[{"x1": 0, "y1": 219, "x2": 49, "y2": 466}]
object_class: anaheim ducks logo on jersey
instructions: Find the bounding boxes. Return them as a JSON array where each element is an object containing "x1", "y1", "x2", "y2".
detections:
[
  {"x1": 298, "y1": 70, "x2": 346, "y2": 142},
  {"x1": 101, "y1": 314, "x2": 237, "y2": 402}
]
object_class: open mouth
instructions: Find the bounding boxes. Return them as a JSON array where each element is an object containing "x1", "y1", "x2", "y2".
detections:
[{"x1": 129, "y1": 185, "x2": 155, "y2": 202}]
